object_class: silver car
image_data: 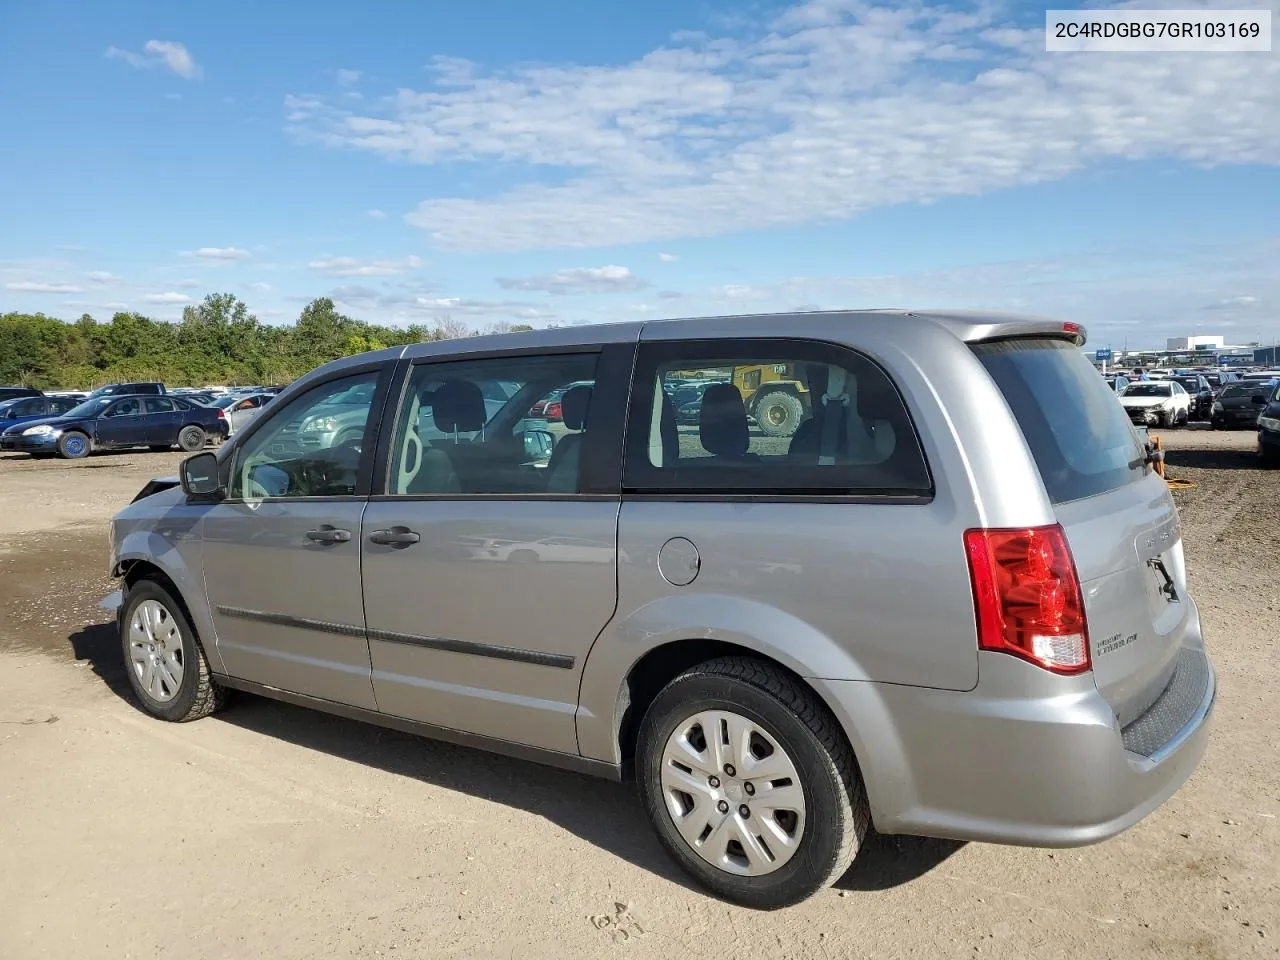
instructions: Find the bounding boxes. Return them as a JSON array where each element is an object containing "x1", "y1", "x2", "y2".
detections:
[{"x1": 105, "y1": 311, "x2": 1214, "y2": 908}]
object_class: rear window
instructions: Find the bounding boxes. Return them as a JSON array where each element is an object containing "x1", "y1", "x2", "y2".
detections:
[{"x1": 972, "y1": 338, "x2": 1145, "y2": 504}]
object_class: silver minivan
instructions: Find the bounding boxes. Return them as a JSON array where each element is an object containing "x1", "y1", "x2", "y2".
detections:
[{"x1": 106, "y1": 311, "x2": 1214, "y2": 908}]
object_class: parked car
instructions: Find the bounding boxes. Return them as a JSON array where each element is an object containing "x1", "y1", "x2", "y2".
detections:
[
  {"x1": 1118, "y1": 380, "x2": 1191, "y2": 427},
  {"x1": 1102, "y1": 374, "x2": 1132, "y2": 394},
  {"x1": 0, "y1": 386, "x2": 43, "y2": 403},
  {"x1": 1173, "y1": 375, "x2": 1214, "y2": 420},
  {"x1": 213, "y1": 391, "x2": 274, "y2": 434},
  {"x1": 0, "y1": 394, "x2": 83, "y2": 430},
  {"x1": 1210, "y1": 380, "x2": 1277, "y2": 430},
  {"x1": 84, "y1": 382, "x2": 166, "y2": 400},
  {"x1": 0, "y1": 394, "x2": 227, "y2": 458},
  {"x1": 105, "y1": 311, "x2": 1212, "y2": 908},
  {"x1": 1257, "y1": 383, "x2": 1280, "y2": 466}
]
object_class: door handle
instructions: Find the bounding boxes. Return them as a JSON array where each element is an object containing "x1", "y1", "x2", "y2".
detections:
[
  {"x1": 306, "y1": 526, "x2": 352, "y2": 543},
  {"x1": 368, "y1": 527, "x2": 420, "y2": 547}
]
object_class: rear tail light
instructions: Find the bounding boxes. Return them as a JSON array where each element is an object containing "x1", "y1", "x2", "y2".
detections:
[
  {"x1": 963, "y1": 524, "x2": 1090, "y2": 675},
  {"x1": 216, "y1": 409, "x2": 227, "y2": 419},
  {"x1": 544, "y1": 401, "x2": 563, "y2": 420}
]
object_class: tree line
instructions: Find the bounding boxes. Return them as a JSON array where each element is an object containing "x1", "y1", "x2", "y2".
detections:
[{"x1": 0, "y1": 294, "x2": 533, "y2": 389}]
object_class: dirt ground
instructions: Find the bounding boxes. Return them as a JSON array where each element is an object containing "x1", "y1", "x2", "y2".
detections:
[{"x1": 0, "y1": 430, "x2": 1276, "y2": 960}]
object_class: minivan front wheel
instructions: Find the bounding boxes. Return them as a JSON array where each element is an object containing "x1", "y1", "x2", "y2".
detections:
[
  {"x1": 121, "y1": 579, "x2": 225, "y2": 722},
  {"x1": 637, "y1": 657, "x2": 869, "y2": 909}
]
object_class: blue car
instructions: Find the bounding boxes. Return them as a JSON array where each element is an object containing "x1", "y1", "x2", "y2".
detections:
[
  {"x1": 0, "y1": 394, "x2": 228, "y2": 459},
  {"x1": 0, "y1": 394, "x2": 83, "y2": 432}
]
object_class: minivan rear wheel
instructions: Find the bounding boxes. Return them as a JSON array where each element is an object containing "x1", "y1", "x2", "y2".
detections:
[
  {"x1": 121, "y1": 579, "x2": 226, "y2": 722},
  {"x1": 636, "y1": 657, "x2": 868, "y2": 909}
]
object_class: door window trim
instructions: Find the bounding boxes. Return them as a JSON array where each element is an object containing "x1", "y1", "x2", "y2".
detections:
[
  {"x1": 220, "y1": 360, "x2": 397, "y2": 503},
  {"x1": 622, "y1": 337, "x2": 934, "y2": 503},
  {"x1": 368, "y1": 342, "x2": 634, "y2": 501}
]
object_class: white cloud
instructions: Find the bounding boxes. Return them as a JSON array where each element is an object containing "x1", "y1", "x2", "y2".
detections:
[
  {"x1": 105, "y1": 301, "x2": 130, "y2": 310},
  {"x1": 176, "y1": 278, "x2": 200, "y2": 288},
  {"x1": 6, "y1": 281, "x2": 82, "y2": 293},
  {"x1": 329, "y1": 285, "x2": 552, "y2": 324},
  {"x1": 496, "y1": 264, "x2": 647, "y2": 295},
  {"x1": 85, "y1": 271, "x2": 121, "y2": 284},
  {"x1": 653, "y1": 237, "x2": 1280, "y2": 348},
  {"x1": 191, "y1": 246, "x2": 252, "y2": 261},
  {"x1": 337, "y1": 69, "x2": 362, "y2": 86},
  {"x1": 106, "y1": 40, "x2": 200, "y2": 80},
  {"x1": 309, "y1": 254, "x2": 423, "y2": 277},
  {"x1": 248, "y1": 281, "x2": 271, "y2": 292},
  {"x1": 143, "y1": 291, "x2": 193, "y2": 304},
  {"x1": 657, "y1": 252, "x2": 678, "y2": 263},
  {"x1": 366, "y1": 208, "x2": 387, "y2": 219},
  {"x1": 286, "y1": 2, "x2": 1280, "y2": 252}
]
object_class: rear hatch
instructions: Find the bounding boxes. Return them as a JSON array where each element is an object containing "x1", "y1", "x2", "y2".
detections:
[{"x1": 972, "y1": 338, "x2": 1190, "y2": 726}]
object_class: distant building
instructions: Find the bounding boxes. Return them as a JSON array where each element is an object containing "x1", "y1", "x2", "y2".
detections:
[
  {"x1": 1166, "y1": 335, "x2": 1225, "y2": 351},
  {"x1": 1255, "y1": 346, "x2": 1279, "y2": 366}
]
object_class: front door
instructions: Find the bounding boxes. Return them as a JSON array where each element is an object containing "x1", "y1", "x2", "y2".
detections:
[
  {"x1": 201, "y1": 366, "x2": 390, "y2": 708},
  {"x1": 361, "y1": 349, "x2": 625, "y2": 755},
  {"x1": 95, "y1": 397, "x2": 145, "y2": 447}
]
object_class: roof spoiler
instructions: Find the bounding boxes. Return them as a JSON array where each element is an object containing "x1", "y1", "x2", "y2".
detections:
[{"x1": 909, "y1": 312, "x2": 1087, "y2": 347}]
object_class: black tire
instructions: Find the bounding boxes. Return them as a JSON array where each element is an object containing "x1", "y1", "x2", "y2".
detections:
[
  {"x1": 177, "y1": 425, "x2": 206, "y2": 452},
  {"x1": 637, "y1": 657, "x2": 869, "y2": 909},
  {"x1": 120, "y1": 578, "x2": 226, "y2": 723},
  {"x1": 57, "y1": 431, "x2": 91, "y2": 459},
  {"x1": 753, "y1": 390, "x2": 805, "y2": 438}
]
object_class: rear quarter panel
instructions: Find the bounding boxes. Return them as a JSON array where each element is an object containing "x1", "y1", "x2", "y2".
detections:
[{"x1": 576, "y1": 313, "x2": 1060, "y2": 764}]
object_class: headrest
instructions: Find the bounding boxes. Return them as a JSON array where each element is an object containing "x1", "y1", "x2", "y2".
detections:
[
  {"x1": 430, "y1": 379, "x2": 487, "y2": 433},
  {"x1": 699, "y1": 383, "x2": 749, "y2": 457},
  {"x1": 560, "y1": 385, "x2": 592, "y2": 431}
]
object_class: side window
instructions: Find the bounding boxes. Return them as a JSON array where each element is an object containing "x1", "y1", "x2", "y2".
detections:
[
  {"x1": 144, "y1": 397, "x2": 175, "y2": 414},
  {"x1": 388, "y1": 353, "x2": 598, "y2": 496},
  {"x1": 231, "y1": 371, "x2": 380, "y2": 499},
  {"x1": 14, "y1": 398, "x2": 43, "y2": 417},
  {"x1": 624, "y1": 340, "x2": 931, "y2": 496},
  {"x1": 106, "y1": 398, "x2": 141, "y2": 417}
]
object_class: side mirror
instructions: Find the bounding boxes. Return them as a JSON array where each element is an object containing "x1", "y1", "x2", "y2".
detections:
[
  {"x1": 523, "y1": 429, "x2": 554, "y2": 461},
  {"x1": 180, "y1": 451, "x2": 224, "y2": 498}
]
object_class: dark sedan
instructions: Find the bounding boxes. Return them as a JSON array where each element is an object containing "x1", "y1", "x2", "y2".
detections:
[
  {"x1": 1174, "y1": 375, "x2": 1214, "y2": 420},
  {"x1": 1257, "y1": 384, "x2": 1280, "y2": 466},
  {"x1": 0, "y1": 394, "x2": 227, "y2": 459},
  {"x1": 0, "y1": 394, "x2": 82, "y2": 429},
  {"x1": 1211, "y1": 380, "x2": 1277, "y2": 430}
]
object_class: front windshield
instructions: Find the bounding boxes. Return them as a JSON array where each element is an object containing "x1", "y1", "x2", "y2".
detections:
[
  {"x1": 60, "y1": 397, "x2": 113, "y2": 418},
  {"x1": 1121, "y1": 383, "x2": 1172, "y2": 397}
]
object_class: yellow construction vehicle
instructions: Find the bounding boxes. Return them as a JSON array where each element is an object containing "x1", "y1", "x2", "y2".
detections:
[{"x1": 732, "y1": 363, "x2": 811, "y2": 437}]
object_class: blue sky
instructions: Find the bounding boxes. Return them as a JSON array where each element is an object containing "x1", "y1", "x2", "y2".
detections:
[{"x1": 1, "y1": 0, "x2": 1278, "y2": 348}]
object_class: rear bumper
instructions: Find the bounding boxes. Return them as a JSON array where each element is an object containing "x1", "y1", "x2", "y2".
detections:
[{"x1": 815, "y1": 607, "x2": 1213, "y2": 847}]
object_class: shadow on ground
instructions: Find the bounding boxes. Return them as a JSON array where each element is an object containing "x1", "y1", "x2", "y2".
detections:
[
  {"x1": 1164, "y1": 445, "x2": 1266, "y2": 472},
  {"x1": 68, "y1": 620, "x2": 963, "y2": 898}
]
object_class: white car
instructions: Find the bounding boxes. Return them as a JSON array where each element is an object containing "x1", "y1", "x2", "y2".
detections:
[
  {"x1": 1118, "y1": 380, "x2": 1191, "y2": 428},
  {"x1": 213, "y1": 392, "x2": 273, "y2": 435}
]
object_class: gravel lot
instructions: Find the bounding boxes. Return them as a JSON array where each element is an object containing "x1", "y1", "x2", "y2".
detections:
[{"x1": 0, "y1": 427, "x2": 1276, "y2": 960}]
